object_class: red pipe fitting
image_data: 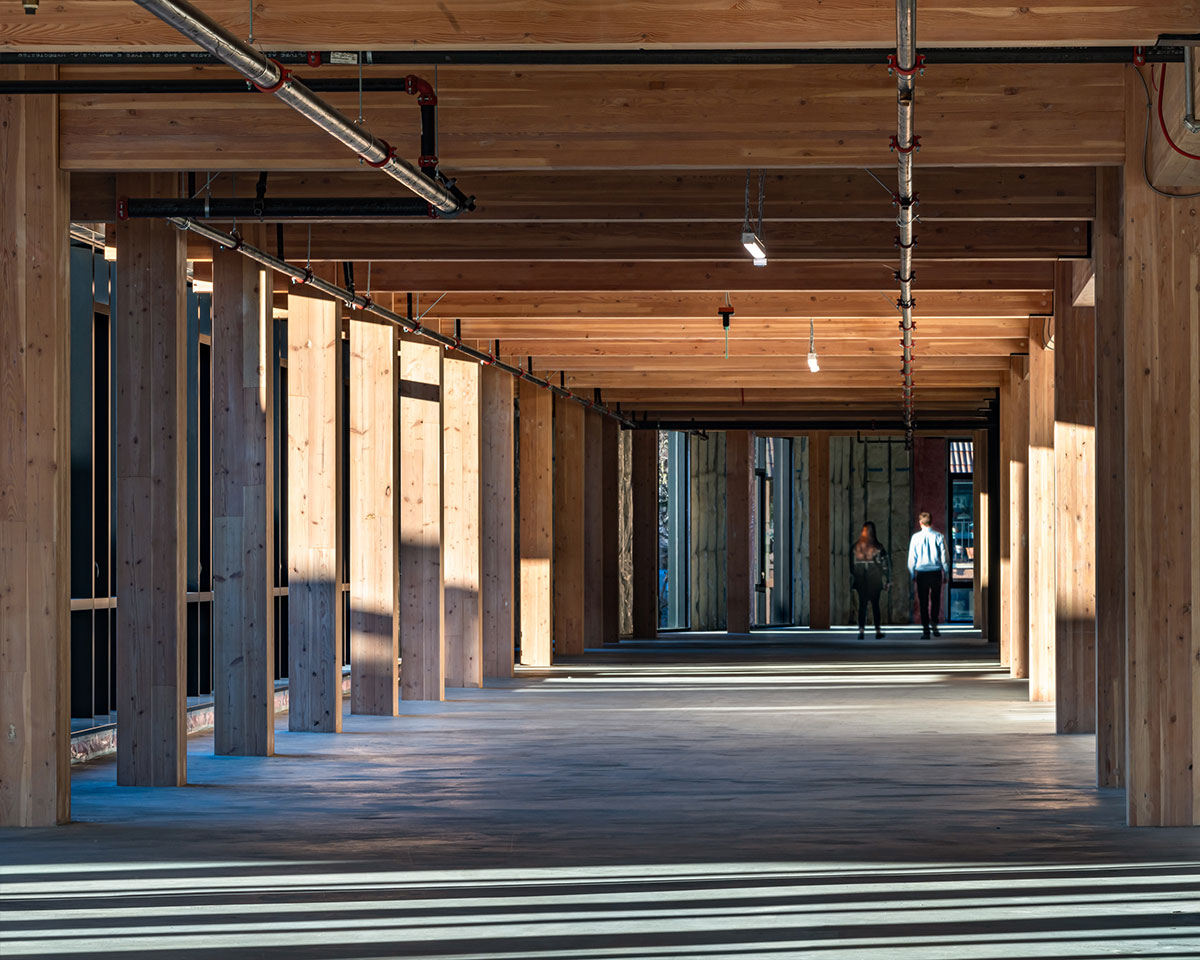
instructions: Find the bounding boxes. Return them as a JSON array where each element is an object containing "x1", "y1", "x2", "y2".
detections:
[
  {"x1": 405, "y1": 74, "x2": 438, "y2": 105},
  {"x1": 252, "y1": 59, "x2": 293, "y2": 94}
]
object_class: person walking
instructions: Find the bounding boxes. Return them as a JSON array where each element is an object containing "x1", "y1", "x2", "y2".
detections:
[
  {"x1": 908, "y1": 511, "x2": 949, "y2": 638},
  {"x1": 850, "y1": 521, "x2": 890, "y2": 640}
]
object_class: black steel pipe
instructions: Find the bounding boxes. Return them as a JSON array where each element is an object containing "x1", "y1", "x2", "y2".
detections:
[
  {"x1": 636, "y1": 418, "x2": 996, "y2": 432},
  {"x1": 0, "y1": 45, "x2": 1188, "y2": 68},
  {"x1": 121, "y1": 196, "x2": 431, "y2": 220}
]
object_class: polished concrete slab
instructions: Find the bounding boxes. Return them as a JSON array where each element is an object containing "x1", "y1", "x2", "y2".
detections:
[{"x1": 3, "y1": 627, "x2": 1199, "y2": 958}]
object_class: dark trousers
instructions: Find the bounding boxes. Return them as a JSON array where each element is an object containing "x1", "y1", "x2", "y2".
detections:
[
  {"x1": 915, "y1": 570, "x2": 943, "y2": 634},
  {"x1": 857, "y1": 589, "x2": 882, "y2": 633}
]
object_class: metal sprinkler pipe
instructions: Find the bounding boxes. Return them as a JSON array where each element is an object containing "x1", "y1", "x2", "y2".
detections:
[
  {"x1": 891, "y1": 0, "x2": 920, "y2": 448},
  {"x1": 129, "y1": 0, "x2": 473, "y2": 217},
  {"x1": 170, "y1": 217, "x2": 634, "y2": 428}
]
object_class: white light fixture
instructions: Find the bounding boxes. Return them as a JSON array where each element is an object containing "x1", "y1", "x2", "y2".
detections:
[
  {"x1": 741, "y1": 170, "x2": 768, "y2": 267},
  {"x1": 807, "y1": 351, "x2": 820, "y2": 373},
  {"x1": 741, "y1": 230, "x2": 767, "y2": 267},
  {"x1": 807, "y1": 317, "x2": 820, "y2": 373}
]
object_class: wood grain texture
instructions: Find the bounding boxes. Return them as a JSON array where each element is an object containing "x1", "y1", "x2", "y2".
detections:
[
  {"x1": 481, "y1": 366, "x2": 515, "y2": 678},
  {"x1": 1054, "y1": 263, "x2": 1097, "y2": 734},
  {"x1": 553, "y1": 399, "x2": 586, "y2": 657},
  {"x1": 443, "y1": 355, "x2": 483, "y2": 687},
  {"x1": 582, "y1": 410, "x2": 605, "y2": 649},
  {"x1": 211, "y1": 237, "x2": 275, "y2": 754},
  {"x1": 999, "y1": 379, "x2": 1013, "y2": 665},
  {"x1": 1122, "y1": 70, "x2": 1200, "y2": 826},
  {"x1": 0, "y1": 66, "x2": 71, "y2": 826},
  {"x1": 972, "y1": 429, "x2": 990, "y2": 638},
  {"x1": 631, "y1": 429, "x2": 659, "y2": 639},
  {"x1": 600, "y1": 417, "x2": 621, "y2": 644},
  {"x1": 287, "y1": 292, "x2": 343, "y2": 731},
  {"x1": 518, "y1": 381, "x2": 553, "y2": 666},
  {"x1": 58, "y1": 64, "x2": 1125, "y2": 170},
  {"x1": 808, "y1": 433, "x2": 832, "y2": 630},
  {"x1": 1028, "y1": 315, "x2": 1056, "y2": 704},
  {"x1": 399, "y1": 340, "x2": 444, "y2": 701},
  {"x1": 1008, "y1": 357, "x2": 1031, "y2": 680},
  {"x1": 690, "y1": 432, "x2": 727, "y2": 631},
  {"x1": 1148, "y1": 60, "x2": 1200, "y2": 190},
  {"x1": 114, "y1": 173, "x2": 187, "y2": 786},
  {"x1": 725, "y1": 430, "x2": 754, "y2": 634},
  {"x1": 1093, "y1": 167, "x2": 1126, "y2": 787},
  {"x1": 350, "y1": 318, "x2": 398, "y2": 714},
  {"x1": 5, "y1": 2, "x2": 1194, "y2": 48}
]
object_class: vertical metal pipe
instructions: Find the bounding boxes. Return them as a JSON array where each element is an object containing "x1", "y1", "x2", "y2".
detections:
[
  {"x1": 1184, "y1": 45, "x2": 1199, "y2": 134},
  {"x1": 130, "y1": 0, "x2": 469, "y2": 216},
  {"x1": 894, "y1": 0, "x2": 918, "y2": 446}
]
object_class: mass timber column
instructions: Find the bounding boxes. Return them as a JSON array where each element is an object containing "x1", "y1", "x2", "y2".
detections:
[
  {"x1": 518, "y1": 381, "x2": 553, "y2": 665},
  {"x1": 400, "y1": 339, "x2": 444, "y2": 700},
  {"x1": 0, "y1": 67, "x2": 70, "y2": 825},
  {"x1": 287, "y1": 292, "x2": 343, "y2": 732},
  {"x1": 600, "y1": 418, "x2": 621, "y2": 644},
  {"x1": 1093, "y1": 167, "x2": 1126, "y2": 788},
  {"x1": 972, "y1": 429, "x2": 991, "y2": 637},
  {"x1": 808, "y1": 432, "x2": 832, "y2": 630},
  {"x1": 1028, "y1": 314, "x2": 1056, "y2": 703},
  {"x1": 211, "y1": 239, "x2": 274, "y2": 754},
  {"x1": 1122, "y1": 74, "x2": 1200, "y2": 826},
  {"x1": 481, "y1": 367, "x2": 514, "y2": 678},
  {"x1": 583, "y1": 411, "x2": 606, "y2": 650},
  {"x1": 725, "y1": 430, "x2": 754, "y2": 634},
  {"x1": 553, "y1": 399, "x2": 587, "y2": 657},
  {"x1": 999, "y1": 384, "x2": 1013, "y2": 665},
  {"x1": 1008, "y1": 357, "x2": 1031, "y2": 680},
  {"x1": 443, "y1": 356, "x2": 482, "y2": 687},
  {"x1": 631, "y1": 429, "x2": 659, "y2": 638},
  {"x1": 1053, "y1": 261, "x2": 1097, "y2": 734},
  {"x1": 349, "y1": 319, "x2": 398, "y2": 714},
  {"x1": 115, "y1": 173, "x2": 187, "y2": 785}
]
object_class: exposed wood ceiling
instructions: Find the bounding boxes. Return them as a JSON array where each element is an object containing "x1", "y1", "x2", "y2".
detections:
[{"x1": 11, "y1": 0, "x2": 1195, "y2": 425}]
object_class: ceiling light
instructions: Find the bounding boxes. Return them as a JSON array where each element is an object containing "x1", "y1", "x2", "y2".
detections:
[
  {"x1": 741, "y1": 170, "x2": 768, "y2": 267},
  {"x1": 741, "y1": 230, "x2": 767, "y2": 266},
  {"x1": 807, "y1": 317, "x2": 819, "y2": 373},
  {"x1": 807, "y1": 351, "x2": 820, "y2": 373}
]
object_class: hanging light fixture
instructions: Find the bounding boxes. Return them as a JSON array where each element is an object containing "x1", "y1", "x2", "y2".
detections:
[
  {"x1": 741, "y1": 170, "x2": 767, "y2": 267},
  {"x1": 807, "y1": 317, "x2": 820, "y2": 373}
]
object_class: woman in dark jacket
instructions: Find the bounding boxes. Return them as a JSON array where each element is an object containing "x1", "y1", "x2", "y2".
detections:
[{"x1": 850, "y1": 521, "x2": 890, "y2": 639}]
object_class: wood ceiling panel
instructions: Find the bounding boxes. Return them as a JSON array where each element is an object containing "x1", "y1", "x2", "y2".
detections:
[
  {"x1": 495, "y1": 337, "x2": 1027, "y2": 357},
  {"x1": 59, "y1": 64, "x2": 1125, "y2": 170},
  {"x1": 564, "y1": 370, "x2": 1006, "y2": 387},
  {"x1": 2, "y1": 2, "x2": 1192, "y2": 48}
]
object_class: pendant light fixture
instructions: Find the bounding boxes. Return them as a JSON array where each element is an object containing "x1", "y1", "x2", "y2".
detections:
[
  {"x1": 741, "y1": 170, "x2": 767, "y2": 266},
  {"x1": 807, "y1": 317, "x2": 820, "y2": 373}
]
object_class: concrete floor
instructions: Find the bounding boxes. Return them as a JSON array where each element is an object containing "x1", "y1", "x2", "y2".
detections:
[{"x1": 3, "y1": 627, "x2": 1199, "y2": 958}]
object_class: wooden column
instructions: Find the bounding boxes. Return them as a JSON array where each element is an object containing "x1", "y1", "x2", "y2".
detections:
[
  {"x1": 1008, "y1": 357, "x2": 1031, "y2": 680},
  {"x1": 0, "y1": 66, "x2": 70, "y2": 825},
  {"x1": 1122, "y1": 72, "x2": 1200, "y2": 826},
  {"x1": 1093, "y1": 166, "x2": 1126, "y2": 788},
  {"x1": 481, "y1": 366, "x2": 514, "y2": 678},
  {"x1": 443, "y1": 355, "x2": 483, "y2": 687},
  {"x1": 725, "y1": 430, "x2": 754, "y2": 634},
  {"x1": 553, "y1": 399, "x2": 587, "y2": 657},
  {"x1": 808, "y1": 432, "x2": 832, "y2": 630},
  {"x1": 399, "y1": 339, "x2": 444, "y2": 700},
  {"x1": 115, "y1": 173, "x2": 187, "y2": 785},
  {"x1": 600, "y1": 417, "x2": 621, "y2": 643},
  {"x1": 583, "y1": 410, "x2": 605, "y2": 650},
  {"x1": 211, "y1": 239, "x2": 274, "y2": 754},
  {"x1": 972, "y1": 428, "x2": 991, "y2": 637},
  {"x1": 349, "y1": 318, "x2": 398, "y2": 714},
  {"x1": 631, "y1": 429, "x2": 659, "y2": 638},
  {"x1": 998, "y1": 381, "x2": 1013, "y2": 665},
  {"x1": 1053, "y1": 260, "x2": 1097, "y2": 734},
  {"x1": 518, "y1": 380, "x2": 553, "y2": 666},
  {"x1": 286, "y1": 292, "x2": 343, "y2": 732},
  {"x1": 1027, "y1": 313, "x2": 1056, "y2": 703}
]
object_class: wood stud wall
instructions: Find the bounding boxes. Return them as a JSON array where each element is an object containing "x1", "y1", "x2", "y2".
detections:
[
  {"x1": 481, "y1": 367, "x2": 515, "y2": 677},
  {"x1": 808, "y1": 433, "x2": 832, "y2": 631},
  {"x1": 553, "y1": 399, "x2": 586, "y2": 657},
  {"x1": 1027, "y1": 315, "x2": 1056, "y2": 704},
  {"x1": 0, "y1": 66, "x2": 71, "y2": 825},
  {"x1": 583, "y1": 411, "x2": 606, "y2": 650},
  {"x1": 1006, "y1": 358, "x2": 1031, "y2": 680},
  {"x1": 211, "y1": 240, "x2": 275, "y2": 753},
  {"x1": 724, "y1": 431, "x2": 754, "y2": 634},
  {"x1": 518, "y1": 381, "x2": 553, "y2": 666},
  {"x1": 689, "y1": 432, "x2": 727, "y2": 631},
  {"x1": 631, "y1": 430, "x2": 659, "y2": 639}
]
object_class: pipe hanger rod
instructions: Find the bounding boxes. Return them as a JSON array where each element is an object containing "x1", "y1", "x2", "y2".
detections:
[
  {"x1": 893, "y1": 0, "x2": 918, "y2": 447},
  {"x1": 171, "y1": 216, "x2": 634, "y2": 429},
  {"x1": 130, "y1": 0, "x2": 471, "y2": 217}
]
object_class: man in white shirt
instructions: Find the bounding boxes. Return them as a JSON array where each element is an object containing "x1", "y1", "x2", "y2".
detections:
[{"x1": 908, "y1": 511, "x2": 949, "y2": 639}]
